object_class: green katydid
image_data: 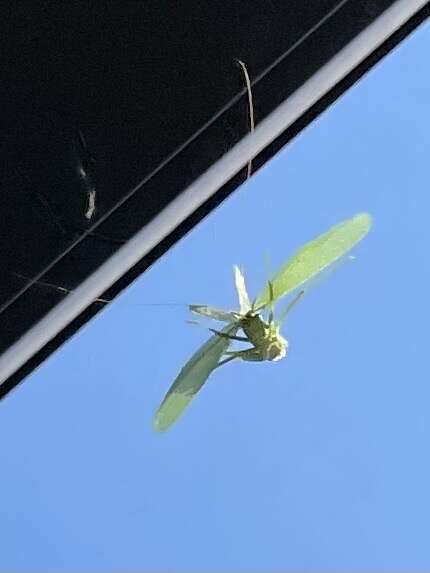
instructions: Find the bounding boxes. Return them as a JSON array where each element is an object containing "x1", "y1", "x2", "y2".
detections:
[{"x1": 154, "y1": 212, "x2": 372, "y2": 432}]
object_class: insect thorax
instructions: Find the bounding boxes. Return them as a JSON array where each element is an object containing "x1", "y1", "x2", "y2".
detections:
[
  {"x1": 241, "y1": 313, "x2": 268, "y2": 342},
  {"x1": 241, "y1": 313, "x2": 288, "y2": 362}
]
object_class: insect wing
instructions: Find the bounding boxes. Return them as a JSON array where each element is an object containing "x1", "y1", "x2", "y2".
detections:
[
  {"x1": 154, "y1": 323, "x2": 239, "y2": 431},
  {"x1": 254, "y1": 212, "x2": 371, "y2": 308},
  {"x1": 233, "y1": 265, "x2": 251, "y2": 314},
  {"x1": 189, "y1": 304, "x2": 236, "y2": 322}
]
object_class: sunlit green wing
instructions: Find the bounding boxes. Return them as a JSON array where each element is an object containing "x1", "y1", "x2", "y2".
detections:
[
  {"x1": 154, "y1": 323, "x2": 239, "y2": 432},
  {"x1": 234, "y1": 265, "x2": 251, "y2": 314},
  {"x1": 189, "y1": 304, "x2": 235, "y2": 322},
  {"x1": 255, "y1": 212, "x2": 372, "y2": 308}
]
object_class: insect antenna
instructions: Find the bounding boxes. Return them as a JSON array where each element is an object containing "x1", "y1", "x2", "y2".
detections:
[
  {"x1": 12, "y1": 272, "x2": 110, "y2": 305},
  {"x1": 236, "y1": 59, "x2": 255, "y2": 180},
  {"x1": 11, "y1": 272, "x2": 186, "y2": 309}
]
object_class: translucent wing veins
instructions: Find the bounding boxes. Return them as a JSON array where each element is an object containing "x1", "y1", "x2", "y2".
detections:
[{"x1": 154, "y1": 323, "x2": 239, "y2": 432}]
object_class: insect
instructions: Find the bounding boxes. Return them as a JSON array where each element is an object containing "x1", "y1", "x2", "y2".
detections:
[{"x1": 154, "y1": 212, "x2": 372, "y2": 432}]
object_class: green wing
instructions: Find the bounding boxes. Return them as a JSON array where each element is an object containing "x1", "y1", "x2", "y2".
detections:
[
  {"x1": 154, "y1": 323, "x2": 239, "y2": 432},
  {"x1": 189, "y1": 304, "x2": 235, "y2": 322},
  {"x1": 255, "y1": 212, "x2": 372, "y2": 308}
]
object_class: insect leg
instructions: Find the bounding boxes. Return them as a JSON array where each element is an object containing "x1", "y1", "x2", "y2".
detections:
[
  {"x1": 224, "y1": 348, "x2": 265, "y2": 362},
  {"x1": 267, "y1": 280, "x2": 275, "y2": 324},
  {"x1": 209, "y1": 328, "x2": 249, "y2": 342},
  {"x1": 277, "y1": 289, "x2": 305, "y2": 324},
  {"x1": 215, "y1": 354, "x2": 238, "y2": 368},
  {"x1": 252, "y1": 280, "x2": 276, "y2": 319}
]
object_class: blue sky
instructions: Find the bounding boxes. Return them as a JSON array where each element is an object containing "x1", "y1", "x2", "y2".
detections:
[{"x1": 1, "y1": 20, "x2": 430, "y2": 571}]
